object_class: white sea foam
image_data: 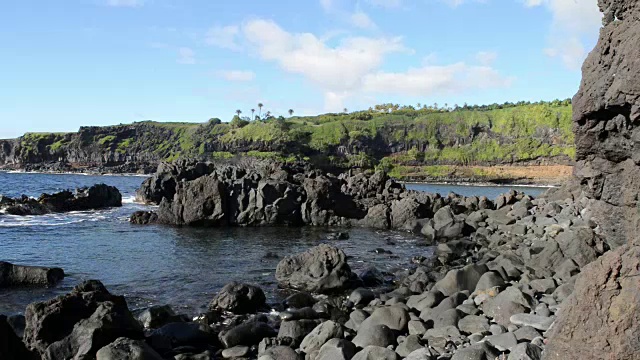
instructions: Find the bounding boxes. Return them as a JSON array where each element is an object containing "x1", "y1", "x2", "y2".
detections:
[{"x1": 122, "y1": 196, "x2": 137, "y2": 204}]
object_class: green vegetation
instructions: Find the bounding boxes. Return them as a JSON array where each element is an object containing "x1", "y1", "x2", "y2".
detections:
[{"x1": 15, "y1": 99, "x2": 575, "y2": 170}]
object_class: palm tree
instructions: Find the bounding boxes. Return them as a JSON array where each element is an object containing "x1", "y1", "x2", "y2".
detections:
[
  {"x1": 235, "y1": 109, "x2": 242, "y2": 117},
  {"x1": 288, "y1": 109, "x2": 294, "y2": 117},
  {"x1": 416, "y1": 102, "x2": 421, "y2": 109},
  {"x1": 343, "y1": 108, "x2": 348, "y2": 114},
  {"x1": 265, "y1": 111, "x2": 271, "y2": 119},
  {"x1": 258, "y1": 103, "x2": 264, "y2": 118},
  {"x1": 251, "y1": 108, "x2": 255, "y2": 119}
]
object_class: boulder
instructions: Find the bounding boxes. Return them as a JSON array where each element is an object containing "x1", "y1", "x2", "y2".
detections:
[
  {"x1": 352, "y1": 345, "x2": 399, "y2": 360},
  {"x1": 352, "y1": 324, "x2": 396, "y2": 348},
  {"x1": 358, "y1": 305, "x2": 409, "y2": 332},
  {"x1": 129, "y1": 211, "x2": 158, "y2": 225},
  {"x1": 299, "y1": 320, "x2": 343, "y2": 354},
  {"x1": 96, "y1": 337, "x2": 163, "y2": 360},
  {"x1": 259, "y1": 346, "x2": 300, "y2": 360},
  {"x1": 208, "y1": 281, "x2": 266, "y2": 314},
  {"x1": 151, "y1": 322, "x2": 212, "y2": 348},
  {"x1": 156, "y1": 176, "x2": 227, "y2": 226},
  {"x1": 277, "y1": 319, "x2": 319, "y2": 346},
  {"x1": 276, "y1": 244, "x2": 355, "y2": 293},
  {"x1": 23, "y1": 280, "x2": 143, "y2": 360},
  {"x1": 316, "y1": 339, "x2": 357, "y2": 360},
  {"x1": 434, "y1": 263, "x2": 489, "y2": 296},
  {"x1": 0, "y1": 262, "x2": 64, "y2": 288},
  {"x1": 219, "y1": 320, "x2": 276, "y2": 348},
  {"x1": 135, "y1": 305, "x2": 182, "y2": 330}
]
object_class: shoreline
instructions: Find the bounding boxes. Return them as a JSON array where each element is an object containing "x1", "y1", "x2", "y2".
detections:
[{"x1": 401, "y1": 180, "x2": 557, "y2": 189}]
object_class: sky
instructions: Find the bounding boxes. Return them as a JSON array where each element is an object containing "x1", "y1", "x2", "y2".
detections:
[{"x1": 0, "y1": 0, "x2": 602, "y2": 138}]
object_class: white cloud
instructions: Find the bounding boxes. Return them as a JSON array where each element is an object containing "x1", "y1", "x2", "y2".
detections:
[
  {"x1": 525, "y1": 0, "x2": 601, "y2": 70},
  {"x1": 238, "y1": 18, "x2": 512, "y2": 112},
  {"x1": 177, "y1": 47, "x2": 196, "y2": 64},
  {"x1": 216, "y1": 70, "x2": 256, "y2": 82},
  {"x1": 350, "y1": 11, "x2": 377, "y2": 29},
  {"x1": 476, "y1": 51, "x2": 497, "y2": 65},
  {"x1": 205, "y1": 25, "x2": 241, "y2": 50},
  {"x1": 242, "y1": 19, "x2": 406, "y2": 92},
  {"x1": 106, "y1": 0, "x2": 143, "y2": 7},
  {"x1": 362, "y1": 63, "x2": 513, "y2": 97}
]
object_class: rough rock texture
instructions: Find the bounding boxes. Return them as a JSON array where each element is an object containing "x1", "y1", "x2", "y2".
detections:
[
  {"x1": 0, "y1": 262, "x2": 64, "y2": 288},
  {"x1": 570, "y1": 0, "x2": 640, "y2": 249},
  {"x1": 208, "y1": 281, "x2": 267, "y2": 314},
  {"x1": 544, "y1": 1, "x2": 640, "y2": 359},
  {"x1": 544, "y1": 245, "x2": 640, "y2": 359},
  {"x1": 1, "y1": 184, "x2": 122, "y2": 216},
  {"x1": 23, "y1": 280, "x2": 143, "y2": 360},
  {"x1": 0, "y1": 315, "x2": 39, "y2": 360},
  {"x1": 275, "y1": 244, "x2": 355, "y2": 293}
]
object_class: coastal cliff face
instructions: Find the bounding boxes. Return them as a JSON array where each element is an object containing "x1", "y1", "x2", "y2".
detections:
[
  {"x1": 572, "y1": 0, "x2": 640, "y2": 249},
  {"x1": 544, "y1": 1, "x2": 640, "y2": 359},
  {"x1": 0, "y1": 103, "x2": 574, "y2": 174}
]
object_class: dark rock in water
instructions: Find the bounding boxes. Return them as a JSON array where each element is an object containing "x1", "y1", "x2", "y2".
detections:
[
  {"x1": 219, "y1": 320, "x2": 277, "y2": 348},
  {"x1": 96, "y1": 337, "x2": 164, "y2": 360},
  {"x1": 373, "y1": 248, "x2": 392, "y2": 255},
  {"x1": 283, "y1": 292, "x2": 316, "y2": 309},
  {"x1": 326, "y1": 232, "x2": 349, "y2": 240},
  {"x1": 263, "y1": 252, "x2": 280, "y2": 260},
  {"x1": 275, "y1": 244, "x2": 355, "y2": 293},
  {"x1": 129, "y1": 211, "x2": 158, "y2": 225},
  {"x1": 0, "y1": 315, "x2": 39, "y2": 360},
  {"x1": 208, "y1": 281, "x2": 267, "y2": 314},
  {"x1": 23, "y1": 280, "x2": 144, "y2": 360},
  {"x1": 0, "y1": 262, "x2": 64, "y2": 288},
  {"x1": 358, "y1": 266, "x2": 385, "y2": 287},
  {"x1": 135, "y1": 305, "x2": 184, "y2": 330},
  {"x1": 150, "y1": 322, "x2": 212, "y2": 348},
  {"x1": 2, "y1": 183, "x2": 122, "y2": 216},
  {"x1": 157, "y1": 176, "x2": 227, "y2": 226}
]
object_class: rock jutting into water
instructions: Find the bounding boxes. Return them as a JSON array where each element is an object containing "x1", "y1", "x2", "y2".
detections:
[
  {"x1": 0, "y1": 183, "x2": 122, "y2": 216},
  {"x1": 0, "y1": 262, "x2": 64, "y2": 288},
  {"x1": 131, "y1": 158, "x2": 501, "y2": 233}
]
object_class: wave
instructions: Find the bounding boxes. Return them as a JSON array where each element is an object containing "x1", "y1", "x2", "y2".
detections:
[{"x1": 122, "y1": 196, "x2": 137, "y2": 204}]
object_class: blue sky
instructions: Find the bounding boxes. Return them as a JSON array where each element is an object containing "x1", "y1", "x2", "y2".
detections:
[{"x1": 0, "y1": 0, "x2": 602, "y2": 138}]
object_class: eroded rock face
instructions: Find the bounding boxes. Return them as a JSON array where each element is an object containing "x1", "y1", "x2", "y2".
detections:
[
  {"x1": 571, "y1": 0, "x2": 640, "y2": 249},
  {"x1": 544, "y1": 1, "x2": 640, "y2": 359},
  {"x1": 544, "y1": 245, "x2": 640, "y2": 360}
]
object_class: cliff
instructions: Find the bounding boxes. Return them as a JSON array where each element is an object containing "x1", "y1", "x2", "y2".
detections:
[
  {"x1": 543, "y1": 1, "x2": 640, "y2": 359},
  {"x1": 0, "y1": 102, "x2": 575, "y2": 174}
]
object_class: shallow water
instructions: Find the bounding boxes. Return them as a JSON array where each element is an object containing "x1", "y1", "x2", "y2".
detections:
[{"x1": 0, "y1": 172, "x2": 546, "y2": 315}]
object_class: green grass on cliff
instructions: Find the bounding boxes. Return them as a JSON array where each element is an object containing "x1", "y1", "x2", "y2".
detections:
[{"x1": 15, "y1": 100, "x2": 575, "y2": 168}]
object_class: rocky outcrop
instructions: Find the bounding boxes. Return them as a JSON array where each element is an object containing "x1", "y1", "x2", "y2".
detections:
[
  {"x1": 0, "y1": 262, "x2": 64, "y2": 288},
  {"x1": 570, "y1": 0, "x2": 640, "y2": 249},
  {"x1": 542, "y1": 1, "x2": 640, "y2": 359},
  {"x1": 0, "y1": 184, "x2": 122, "y2": 216},
  {"x1": 133, "y1": 159, "x2": 494, "y2": 230}
]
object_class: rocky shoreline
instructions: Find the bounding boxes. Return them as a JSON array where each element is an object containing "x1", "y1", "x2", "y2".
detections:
[{"x1": 1, "y1": 168, "x2": 601, "y2": 359}]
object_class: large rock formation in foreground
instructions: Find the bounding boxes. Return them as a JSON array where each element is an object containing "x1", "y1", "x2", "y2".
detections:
[
  {"x1": 0, "y1": 184, "x2": 122, "y2": 216},
  {"x1": 543, "y1": 1, "x2": 640, "y2": 359}
]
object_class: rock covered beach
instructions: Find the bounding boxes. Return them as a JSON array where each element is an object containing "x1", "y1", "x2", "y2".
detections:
[
  {"x1": 4, "y1": 0, "x2": 640, "y2": 359},
  {"x1": 1, "y1": 158, "x2": 605, "y2": 360}
]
